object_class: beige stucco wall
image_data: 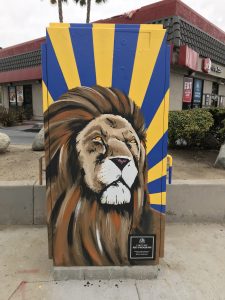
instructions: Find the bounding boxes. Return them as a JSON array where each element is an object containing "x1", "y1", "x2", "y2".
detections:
[
  {"x1": 32, "y1": 82, "x2": 43, "y2": 120},
  {"x1": 169, "y1": 71, "x2": 183, "y2": 111},
  {"x1": 203, "y1": 80, "x2": 212, "y2": 94},
  {"x1": 1, "y1": 86, "x2": 9, "y2": 109},
  {"x1": 219, "y1": 84, "x2": 225, "y2": 96}
]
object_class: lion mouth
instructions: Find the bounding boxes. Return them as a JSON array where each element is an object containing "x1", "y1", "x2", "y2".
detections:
[{"x1": 100, "y1": 180, "x2": 131, "y2": 205}]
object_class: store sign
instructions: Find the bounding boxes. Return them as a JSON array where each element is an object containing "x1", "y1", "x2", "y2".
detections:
[
  {"x1": 183, "y1": 77, "x2": 193, "y2": 103},
  {"x1": 202, "y1": 58, "x2": 222, "y2": 74},
  {"x1": 202, "y1": 58, "x2": 211, "y2": 73},
  {"x1": 179, "y1": 45, "x2": 199, "y2": 71},
  {"x1": 16, "y1": 86, "x2": 24, "y2": 107},
  {"x1": 211, "y1": 65, "x2": 222, "y2": 73},
  {"x1": 193, "y1": 79, "x2": 203, "y2": 107}
]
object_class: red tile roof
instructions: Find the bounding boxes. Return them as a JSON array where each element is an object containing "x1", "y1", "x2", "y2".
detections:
[
  {"x1": 0, "y1": 0, "x2": 225, "y2": 62},
  {"x1": 95, "y1": 0, "x2": 225, "y2": 43},
  {"x1": 0, "y1": 37, "x2": 45, "y2": 59}
]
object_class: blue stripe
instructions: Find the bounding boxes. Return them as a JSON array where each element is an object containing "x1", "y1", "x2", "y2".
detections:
[
  {"x1": 148, "y1": 175, "x2": 166, "y2": 194},
  {"x1": 141, "y1": 34, "x2": 169, "y2": 129},
  {"x1": 112, "y1": 24, "x2": 139, "y2": 94},
  {"x1": 70, "y1": 23, "x2": 92, "y2": 28},
  {"x1": 147, "y1": 131, "x2": 168, "y2": 169},
  {"x1": 69, "y1": 24, "x2": 96, "y2": 87},
  {"x1": 46, "y1": 33, "x2": 68, "y2": 101},
  {"x1": 150, "y1": 204, "x2": 166, "y2": 213}
]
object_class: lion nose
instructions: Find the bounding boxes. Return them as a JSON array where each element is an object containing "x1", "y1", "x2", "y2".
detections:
[{"x1": 111, "y1": 157, "x2": 130, "y2": 170}]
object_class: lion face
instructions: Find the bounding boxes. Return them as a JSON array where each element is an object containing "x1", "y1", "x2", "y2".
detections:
[{"x1": 76, "y1": 114, "x2": 142, "y2": 205}]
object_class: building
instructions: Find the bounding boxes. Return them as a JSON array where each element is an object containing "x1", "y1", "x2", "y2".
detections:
[
  {"x1": 0, "y1": 38, "x2": 44, "y2": 120},
  {"x1": 1, "y1": 0, "x2": 225, "y2": 118}
]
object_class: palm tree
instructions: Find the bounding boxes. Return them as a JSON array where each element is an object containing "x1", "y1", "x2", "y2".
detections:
[
  {"x1": 75, "y1": 0, "x2": 107, "y2": 24},
  {"x1": 50, "y1": 0, "x2": 107, "y2": 24},
  {"x1": 50, "y1": 0, "x2": 67, "y2": 23}
]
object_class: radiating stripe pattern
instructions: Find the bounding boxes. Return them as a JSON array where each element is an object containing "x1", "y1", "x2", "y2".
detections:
[{"x1": 42, "y1": 23, "x2": 170, "y2": 213}]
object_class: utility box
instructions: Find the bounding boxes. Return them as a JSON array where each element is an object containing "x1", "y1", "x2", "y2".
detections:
[{"x1": 42, "y1": 23, "x2": 170, "y2": 267}]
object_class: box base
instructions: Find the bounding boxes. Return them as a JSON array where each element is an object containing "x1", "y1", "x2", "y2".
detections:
[{"x1": 53, "y1": 266, "x2": 159, "y2": 281}]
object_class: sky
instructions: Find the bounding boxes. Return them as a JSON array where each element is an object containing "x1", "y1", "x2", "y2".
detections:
[{"x1": 0, "y1": 0, "x2": 225, "y2": 48}]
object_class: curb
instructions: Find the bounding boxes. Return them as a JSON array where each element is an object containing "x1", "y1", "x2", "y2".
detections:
[
  {"x1": 0, "y1": 180, "x2": 225, "y2": 225},
  {"x1": 166, "y1": 179, "x2": 225, "y2": 223},
  {"x1": 53, "y1": 266, "x2": 158, "y2": 281},
  {"x1": 0, "y1": 181, "x2": 46, "y2": 225}
]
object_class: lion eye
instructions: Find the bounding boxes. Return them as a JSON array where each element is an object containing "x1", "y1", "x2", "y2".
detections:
[
  {"x1": 93, "y1": 136, "x2": 102, "y2": 143},
  {"x1": 129, "y1": 138, "x2": 136, "y2": 144}
]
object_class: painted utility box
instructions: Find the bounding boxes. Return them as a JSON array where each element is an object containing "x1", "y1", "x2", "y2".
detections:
[{"x1": 42, "y1": 23, "x2": 170, "y2": 266}]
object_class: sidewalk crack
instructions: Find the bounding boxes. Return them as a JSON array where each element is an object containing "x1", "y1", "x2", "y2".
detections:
[{"x1": 135, "y1": 281, "x2": 141, "y2": 300}]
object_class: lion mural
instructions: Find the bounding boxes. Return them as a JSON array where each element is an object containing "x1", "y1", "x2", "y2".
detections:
[{"x1": 45, "y1": 85, "x2": 161, "y2": 266}]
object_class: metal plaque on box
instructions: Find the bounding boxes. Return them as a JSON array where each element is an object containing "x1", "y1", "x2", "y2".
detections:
[{"x1": 129, "y1": 235, "x2": 156, "y2": 260}]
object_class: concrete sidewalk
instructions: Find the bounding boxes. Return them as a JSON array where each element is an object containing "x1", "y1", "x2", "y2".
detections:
[{"x1": 1, "y1": 223, "x2": 225, "y2": 300}]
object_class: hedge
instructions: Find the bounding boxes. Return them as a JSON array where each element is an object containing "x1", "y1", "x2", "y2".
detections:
[
  {"x1": 168, "y1": 108, "x2": 225, "y2": 148},
  {"x1": 206, "y1": 108, "x2": 225, "y2": 144},
  {"x1": 0, "y1": 107, "x2": 26, "y2": 127}
]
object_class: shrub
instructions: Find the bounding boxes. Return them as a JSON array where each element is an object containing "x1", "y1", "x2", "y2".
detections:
[
  {"x1": 168, "y1": 109, "x2": 214, "y2": 147},
  {"x1": 16, "y1": 107, "x2": 25, "y2": 123},
  {"x1": 0, "y1": 107, "x2": 18, "y2": 127},
  {"x1": 206, "y1": 108, "x2": 225, "y2": 144}
]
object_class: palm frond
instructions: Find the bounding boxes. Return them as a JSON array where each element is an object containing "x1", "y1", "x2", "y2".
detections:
[
  {"x1": 50, "y1": 0, "x2": 67, "y2": 4},
  {"x1": 95, "y1": 0, "x2": 107, "y2": 3},
  {"x1": 74, "y1": 0, "x2": 87, "y2": 6}
]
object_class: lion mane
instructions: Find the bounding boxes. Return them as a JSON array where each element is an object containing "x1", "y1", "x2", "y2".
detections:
[{"x1": 44, "y1": 85, "x2": 161, "y2": 266}]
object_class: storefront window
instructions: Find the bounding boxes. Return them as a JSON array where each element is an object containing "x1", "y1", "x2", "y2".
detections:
[
  {"x1": 8, "y1": 85, "x2": 32, "y2": 108},
  {"x1": 202, "y1": 94, "x2": 211, "y2": 108},
  {"x1": 211, "y1": 82, "x2": 219, "y2": 107},
  {"x1": 16, "y1": 86, "x2": 24, "y2": 107},
  {"x1": 8, "y1": 86, "x2": 16, "y2": 107}
]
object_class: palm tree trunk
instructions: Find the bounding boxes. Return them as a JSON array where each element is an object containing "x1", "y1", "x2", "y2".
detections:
[
  {"x1": 86, "y1": 0, "x2": 91, "y2": 23},
  {"x1": 58, "y1": 0, "x2": 63, "y2": 23}
]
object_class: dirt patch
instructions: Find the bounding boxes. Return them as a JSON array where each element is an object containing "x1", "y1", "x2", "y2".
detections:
[
  {"x1": 0, "y1": 145, "x2": 44, "y2": 181},
  {"x1": 169, "y1": 149, "x2": 225, "y2": 179},
  {"x1": 0, "y1": 146, "x2": 224, "y2": 181}
]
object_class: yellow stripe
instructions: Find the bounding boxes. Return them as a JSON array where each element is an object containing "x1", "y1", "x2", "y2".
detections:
[
  {"x1": 138, "y1": 24, "x2": 164, "y2": 30},
  {"x1": 129, "y1": 25, "x2": 165, "y2": 108},
  {"x1": 42, "y1": 81, "x2": 54, "y2": 112},
  {"x1": 146, "y1": 89, "x2": 170, "y2": 154},
  {"x1": 49, "y1": 23, "x2": 70, "y2": 28},
  {"x1": 167, "y1": 154, "x2": 173, "y2": 167},
  {"x1": 47, "y1": 25, "x2": 80, "y2": 89},
  {"x1": 149, "y1": 192, "x2": 166, "y2": 205},
  {"x1": 148, "y1": 157, "x2": 167, "y2": 183},
  {"x1": 92, "y1": 24, "x2": 115, "y2": 87}
]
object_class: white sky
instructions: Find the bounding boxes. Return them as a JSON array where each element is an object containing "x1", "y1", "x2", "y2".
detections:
[{"x1": 0, "y1": 0, "x2": 225, "y2": 48}]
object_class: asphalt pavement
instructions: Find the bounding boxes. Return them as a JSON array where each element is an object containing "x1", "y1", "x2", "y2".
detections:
[{"x1": 0, "y1": 122, "x2": 42, "y2": 145}]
